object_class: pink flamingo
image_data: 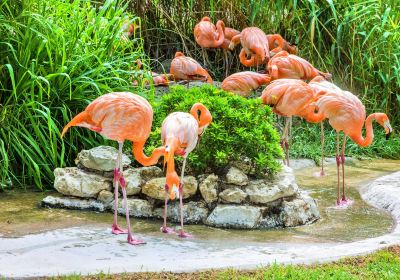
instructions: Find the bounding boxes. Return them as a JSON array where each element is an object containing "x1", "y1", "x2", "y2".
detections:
[
  {"x1": 308, "y1": 89, "x2": 392, "y2": 206},
  {"x1": 62, "y1": 92, "x2": 165, "y2": 245},
  {"x1": 160, "y1": 103, "x2": 212, "y2": 237}
]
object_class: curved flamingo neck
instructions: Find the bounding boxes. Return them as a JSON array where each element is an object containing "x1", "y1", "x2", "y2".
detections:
[
  {"x1": 132, "y1": 141, "x2": 164, "y2": 166},
  {"x1": 190, "y1": 103, "x2": 212, "y2": 129},
  {"x1": 349, "y1": 114, "x2": 377, "y2": 147},
  {"x1": 215, "y1": 21, "x2": 225, "y2": 47}
]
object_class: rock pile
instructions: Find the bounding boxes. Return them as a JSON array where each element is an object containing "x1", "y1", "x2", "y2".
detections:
[{"x1": 42, "y1": 146, "x2": 320, "y2": 229}]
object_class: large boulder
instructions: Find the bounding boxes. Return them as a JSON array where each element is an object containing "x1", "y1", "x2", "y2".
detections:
[
  {"x1": 118, "y1": 198, "x2": 153, "y2": 218},
  {"x1": 280, "y1": 193, "x2": 320, "y2": 227},
  {"x1": 153, "y1": 201, "x2": 209, "y2": 224},
  {"x1": 205, "y1": 205, "x2": 262, "y2": 229},
  {"x1": 245, "y1": 166, "x2": 298, "y2": 205},
  {"x1": 142, "y1": 176, "x2": 198, "y2": 200},
  {"x1": 54, "y1": 167, "x2": 111, "y2": 198},
  {"x1": 219, "y1": 187, "x2": 247, "y2": 204},
  {"x1": 199, "y1": 174, "x2": 219, "y2": 205},
  {"x1": 42, "y1": 195, "x2": 108, "y2": 211},
  {"x1": 225, "y1": 167, "x2": 249, "y2": 186},
  {"x1": 75, "y1": 146, "x2": 131, "y2": 172},
  {"x1": 139, "y1": 166, "x2": 164, "y2": 180}
]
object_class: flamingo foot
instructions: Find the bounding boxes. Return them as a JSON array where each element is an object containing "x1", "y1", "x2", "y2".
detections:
[
  {"x1": 160, "y1": 226, "x2": 176, "y2": 234},
  {"x1": 127, "y1": 234, "x2": 146, "y2": 245},
  {"x1": 178, "y1": 230, "x2": 193, "y2": 238},
  {"x1": 335, "y1": 197, "x2": 353, "y2": 208},
  {"x1": 111, "y1": 224, "x2": 128, "y2": 235},
  {"x1": 313, "y1": 170, "x2": 327, "y2": 178}
]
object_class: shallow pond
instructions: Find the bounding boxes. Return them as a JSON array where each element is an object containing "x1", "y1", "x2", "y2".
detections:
[{"x1": 1, "y1": 159, "x2": 399, "y2": 244}]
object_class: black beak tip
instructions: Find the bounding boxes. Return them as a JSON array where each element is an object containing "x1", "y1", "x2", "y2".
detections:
[{"x1": 386, "y1": 132, "x2": 391, "y2": 140}]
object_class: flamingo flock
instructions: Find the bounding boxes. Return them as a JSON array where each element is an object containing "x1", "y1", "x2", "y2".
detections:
[{"x1": 62, "y1": 17, "x2": 392, "y2": 245}]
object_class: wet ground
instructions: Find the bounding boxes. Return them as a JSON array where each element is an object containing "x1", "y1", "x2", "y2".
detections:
[{"x1": 0, "y1": 159, "x2": 399, "y2": 277}]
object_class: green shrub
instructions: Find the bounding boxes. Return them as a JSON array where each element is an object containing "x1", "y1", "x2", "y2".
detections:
[
  {"x1": 144, "y1": 85, "x2": 283, "y2": 177},
  {"x1": 0, "y1": 0, "x2": 147, "y2": 189}
]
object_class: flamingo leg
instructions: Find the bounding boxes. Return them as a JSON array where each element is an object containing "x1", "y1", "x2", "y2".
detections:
[
  {"x1": 335, "y1": 133, "x2": 341, "y2": 205},
  {"x1": 160, "y1": 185, "x2": 175, "y2": 234},
  {"x1": 111, "y1": 142, "x2": 128, "y2": 235},
  {"x1": 341, "y1": 136, "x2": 348, "y2": 202},
  {"x1": 223, "y1": 50, "x2": 229, "y2": 78},
  {"x1": 202, "y1": 48, "x2": 206, "y2": 67},
  {"x1": 281, "y1": 117, "x2": 291, "y2": 166},
  {"x1": 178, "y1": 157, "x2": 192, "y2": 238},
  {"x1": 118, "y1": 142, "x2": 145, "y2": 245},
  {"x1": 320, "y1": 121, "x2": 326, "y2": 176}
]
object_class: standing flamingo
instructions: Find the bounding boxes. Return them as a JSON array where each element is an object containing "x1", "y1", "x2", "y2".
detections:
[
  {"x1": 229, "y1": 27, "x2": 270, "y2": 69},
  {"x1": 266, "y1": 34, "x2": 298, "y2": 55},
  {"x1": 170, "y1": 52, "x2": 213, "y2": 84},
  {"x1": 194, "y1": 17, "x2": 225, "y2": 67},
  {"x1": 160, "y1": 103, "x2": 212, "y2": 238},
  {"x1": 221, "y1": 71, "x2": 270, "y2": 97},
  {"x1": 61, "y1": 92, "x2": 165, "y2": 245},
  {"x1": 268, "y1": 51, "x2": 331, "y2": 81},
  {"x1": 219, "y1": 25, "x2": 241, "y2": 77},
  {"x1": 309, "y1": 90, "x2": 392, "y2": 206}
]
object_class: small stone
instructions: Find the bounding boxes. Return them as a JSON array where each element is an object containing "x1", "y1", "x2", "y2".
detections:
[
  {"x1": 226, "y1": 167, "x2": 249, "y2": 186},
  {"x1": 142, "y1": 176, "x2": 198, "y2": 200},
  {"x1": 153, "y1": 201, "x2": 208, "y2": 224},
  {"x1": 118, "y1": 198, "x2": 153, "y2": 218},
  {"x1": 54, "y1": 167, "x2": 111, "y2": 198},
  {"x1": 97, "y1": 190, "x2": 114, "y2": 205},
  {"x1": 123, "y1": 168, "x2": 143, "y2": 195},
  {"x1": 280, "y1": 193, "x2": 320, "y2": 227},
  {"x1": 75, "y1": 146, "x2": 131, "y2": 172},
  {"x1": 199, "y1": 174, "x2": 219, "y2": 204},
  {"x1": 219, "y1": 188, "x2": 247, "y2": 204},
  {"x1": 42, "y1": 195, "x2": 107, "y2": 211},
  {"x1": 205, "y1": 205, "x2": 262, "y2": 229}
]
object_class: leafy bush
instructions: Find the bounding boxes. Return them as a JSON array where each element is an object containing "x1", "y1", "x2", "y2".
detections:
[
  {"x1": 144, "y1": 85, "x2": 283, "y2": 177},
  {"x1": 0, "y1": 0, "x2": 147, "y2": 189}
]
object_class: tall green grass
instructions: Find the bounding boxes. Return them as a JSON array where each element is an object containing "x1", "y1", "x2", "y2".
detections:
[
  {"x1": 0, "y1": 0, "x2": 147, "y2": 189},
  {"x1": 132, "y1": 0, "x2": 400, "y2": 127}
]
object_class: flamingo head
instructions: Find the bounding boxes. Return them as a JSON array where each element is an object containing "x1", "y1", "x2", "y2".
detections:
[
  {"x1": 175, "y1": 51, "x2": 185, "y2": 58},
  {"x1": 165, "y1": 171, "x2": 180, "y2": 200},
  {"x1": 375, "y1": 113, "x2": 393, "y2": 140}
]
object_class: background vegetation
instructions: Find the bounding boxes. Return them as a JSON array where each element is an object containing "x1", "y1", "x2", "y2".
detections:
[
  {"x1": 0, "y1": 0, "x2": 147, "y2": 188},
  {"x1": 1, "y1": 0, "x2": 399, "y2": 190}
]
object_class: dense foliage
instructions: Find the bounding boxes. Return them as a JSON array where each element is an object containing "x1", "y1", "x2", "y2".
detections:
[
  {"x1": 145, "y1": 85, "x2": 283, "y2": 177},
  {"x1": 0, "y1": 0, "x2": 147, "y2": 189},
  {"x1": 131, "y1": 0, "x2": 400, "y2": 128}
]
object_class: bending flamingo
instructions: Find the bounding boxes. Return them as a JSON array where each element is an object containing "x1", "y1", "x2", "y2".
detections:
[
  {"x1": 229, "y1": 27, "x2": 270, "y2": 68},
  {"x1": 160, "y1": 103, "x2": 212, "y2": 237},
  {"x1": 268, "y1": 51, "x2": 331, "y2": 81},
  {"x1": 266, "y1": 34, "x2": 298, "y2": 55},
  {"x1": 170, "y1": 52, "x2": 213, "y2": 84},
  {"x1": 309, "y1": 90, "x2": 392, "y2": 206},
  {"x1": 62, "y1": 92, "x2": 165, "y2": 245},
  {"x1": 194, "y1": 17, "x2": 225, "y2": 66},
  {"x1": 260, "y1": 79, "x2": 317, "y2": 166},
  {"x1": 221, "y1": 71, "x2": 270, "y2": 97}
]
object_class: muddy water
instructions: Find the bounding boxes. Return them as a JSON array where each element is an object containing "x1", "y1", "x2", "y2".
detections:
[{"x1": 0, "y1": 159, "x2": 399, "y2": 244}]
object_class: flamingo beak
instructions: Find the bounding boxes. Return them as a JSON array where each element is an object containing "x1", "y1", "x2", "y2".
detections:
[{"x1": 384, "y1": 120, "x2": 393, "y2": 140}]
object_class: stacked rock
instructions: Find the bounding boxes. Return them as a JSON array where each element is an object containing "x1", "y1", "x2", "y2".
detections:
[{"x1": 42, "y1": 146, "x2": 320, "y2": 229}]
